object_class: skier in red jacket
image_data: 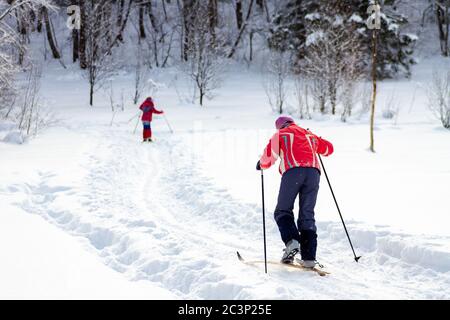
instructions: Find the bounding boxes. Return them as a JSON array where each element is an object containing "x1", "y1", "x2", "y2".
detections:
[
  {"x1": 139, "y1": 97, "x2": 164, "y2": 142},
  {"x1": 256, "y1": 116, "x2": 333, "y2": 268}
]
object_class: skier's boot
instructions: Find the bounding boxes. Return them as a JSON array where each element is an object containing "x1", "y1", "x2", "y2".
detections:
[
  {"x1": 298, "y1": 260, "x2": 316, "y2": 268},
  {"x1": 281, "y1": 239, "x2": 300, "y2": 264}
]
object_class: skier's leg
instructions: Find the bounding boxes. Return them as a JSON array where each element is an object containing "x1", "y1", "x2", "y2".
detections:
[
  {"x1": 298, "y1": 168, "x2": 320, "y2": 261},
  {"x1": 142, "y1": 122, "x2": 146, "y2": 141},
  {"x1": 143, "y1": 122, "x2": 151, "y2": 141},
  {"x1": 274, "y1": 168, "x2": 303, "y2": 245}
]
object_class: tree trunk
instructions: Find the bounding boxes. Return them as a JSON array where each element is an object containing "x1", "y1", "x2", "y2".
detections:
[
  {"x1": 70, "y1": 1, "x2": 79, "y2": 62},
  {"x1": 320, "y1": 96, "x2": 325, "y2": 114},
  {"x1": 15, "y1": 11, "x2": 26, "y2": 65},
  {"x1": 42, "y1": 7, "x2": 61, "y2": 59},
  {"x1": 329, "y1": 80, "x2": 337, "y2": 115},
  {"x1": 182, "y1": 0, "x2": 195, "y2": 61},
  {"x1": 208, "y1": 0, "x2": 218, "y2": 36},
  {"x1": 437, "y1": 2, "x2": 449, "y2": 57},
  {"x1": 249, "y1": 30, "x2": 253, "y2": 61},
  {"x1": 256, "y1": 0, "x2": 263, "y2": 10},
  {"x1": 200, "y1": 89, "x2": 204, "y2": 106},
  {"x1": 116, "y1": 0, "x2": 125, "y2": 41},
  {"x1": 446, "y1": 4, "x2": 449, "y2": 57},
  {"x1": 162, "y1": 0, "x2": 168, "y2": 21},
  {"x1": 228, "y1": 0, "x2": 255, "y2": 58},
  {"x1": 103, "y1": 1, "x2": 113, "y2": 44},
  {"x1": 104, "y1": 0, "x2": 134, "y2": 56},
  {"x1": 79, "y1": 0, "x2": 87, "y2": 69},
  {"x1": 37, "y1": 6, "x2": 44, "y2": 32},
  {"x1": 90, "y1": 82, "x2": 94, "y2": 106},
  {"x1": 117, "y1": 0, "x2": 125, "y2": 26},
  {"x1": 148, "y1": 0, "x2": 157, "y2": 30},
  {"x1": 72, "y1": 29, "x2": 79, "y2": 62},
  {"x1": 139, "y1": 4, "x2": 146, "y2": 39},
  {"x1": 262, "y1": 0, "x2": 270, "y2": 22},
  {"x1": 370, "y1": 28, "x2": 378, "y2": 153},
  {"x1": 29, "y1": 9, "x2": 36, "y2": 32},
  {"x1": 235, "y1": 0, "x2": 243, "y2": 30}
]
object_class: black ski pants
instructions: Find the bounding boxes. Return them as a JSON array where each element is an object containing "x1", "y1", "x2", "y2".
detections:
[{"x1": 274, "y1": 167, "x2": 320, "y2": 261}]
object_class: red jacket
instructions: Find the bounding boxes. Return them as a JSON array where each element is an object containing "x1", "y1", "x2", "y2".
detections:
[
  {"x1": 140, "y1": 98, "x2": 163, "y2": 121},
  {"x1": 260, "y1": 124, "x2": 333, "y2": 174}
]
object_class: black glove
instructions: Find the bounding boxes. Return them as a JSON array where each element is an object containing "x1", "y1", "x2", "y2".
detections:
[{"x1": 256, "y1": 160, "x2": 262, "y2": 171}]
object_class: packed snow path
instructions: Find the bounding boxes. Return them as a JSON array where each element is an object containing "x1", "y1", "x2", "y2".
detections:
[{"x1": 5, "y1": 121, "x2": 448, "y2": 299}]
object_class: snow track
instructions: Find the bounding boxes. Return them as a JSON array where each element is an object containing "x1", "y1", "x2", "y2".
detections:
[{"x1": 7, "y1": 123, "x2": 448, "y2": 299}]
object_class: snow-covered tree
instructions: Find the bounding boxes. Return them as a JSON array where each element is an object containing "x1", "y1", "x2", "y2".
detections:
[
  {"x1": 269, "y1": 0, "x2": 417, "y2": 79},
  {"x1": 428, "y1": 70, "x2": 450, "y2": 129},
  {"x1": 0, "y1": 0, "x2": 54, "y2": 116},
  {"x1": 301, "y1": 24, "x2": 365, "y2": 115}
]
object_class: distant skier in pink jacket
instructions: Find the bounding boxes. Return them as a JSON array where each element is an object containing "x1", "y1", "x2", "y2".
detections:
[{"x1": 139, "y1": 97, "x2": 164, "y2": 142}]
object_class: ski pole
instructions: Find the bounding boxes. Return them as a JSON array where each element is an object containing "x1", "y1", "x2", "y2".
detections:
[
  {"x1": 318, "y1": 154, "x2": 361, "y2": 263},
  {"x1": 260, "y1": 169, "x2": 268, "y2": 273},
  {"x1": 128, "y1": 112, "x2": 140, "y2": 123},
  {"x1": 163, "y1": 114, "x2": 174, "y2": 134},
  {"x1": 133, "y1": 114, "x2": 141, "y2": 134}
]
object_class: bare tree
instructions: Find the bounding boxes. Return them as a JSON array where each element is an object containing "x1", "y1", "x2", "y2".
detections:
[
  {"x1": 427, "y1": 70, "x2": 450, "y2": 129},
  {"x1": 382, "y1": 90, "x2": 400, "y2": 121},
  {"x1": 436, "y1": 0, "x2": 450, "y2": 56},
  {"x1": 108, "y1": 81, "x2": 124, "y2": 126},
  {"x1": 228, "y1": 0, "x2": 255, "y2": 58},
  {"x1": 81, "y1": 0, "x2": 127, "y2": 106},
  {"x1": 293, "y1": 75, "x2": 311, "y2": 120},
  {"x1": 263, "y1": 50, "x2": 290, "y2": 114},
  {"x1": 75, "y1": 0, "x2": 133, "y2": 70},
  {"x1": 182, "y1": 1, "x2": 225, "y2": 106},
  {"x1": 139, "y1": 0, "x2": 176, "y2": 68},
  {"x1": 41, "y1": 5, "x2": 60, "y2": 59},
  {"x1": 13, "y1": 63, "x2": 55, "y2": 137},
  {"x1": 133, "y1": 47, "x2": 150, "y2": 105},
  {"x1": 17, "y1": 64, "x2": 42, "y2": 135},
  {"x1": 357, "y1": 83, "x2": 372, "y2": 120},
  {"x1": 370, "y1": 21, "x2": 379, "y2": 153},
  {"x1": 340, "y1": 44, "x2": 365, "y2": 122}
]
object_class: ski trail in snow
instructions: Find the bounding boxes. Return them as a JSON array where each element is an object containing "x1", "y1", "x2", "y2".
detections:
[
  {"x1": 13, "y1": 124, "x2": 450, "y2": 299},
  {"x1": 147, "y1": 132, "x2": 450, "y2": 299}
]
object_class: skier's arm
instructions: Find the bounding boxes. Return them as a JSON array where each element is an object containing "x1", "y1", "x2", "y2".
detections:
[
  {"x1": 315, "y1": 136, "x2": 334, "y2": 157},
  {"x1": 152, "y1": 106, "x2": 164, "y2": 114},
  {"x1": 259, "y1": 133, "x2": 280, "y2": 170}
]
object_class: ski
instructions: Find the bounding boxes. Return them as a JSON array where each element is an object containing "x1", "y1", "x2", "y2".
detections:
[{"x1": 236, "y1": 251, "x2": 330, "y2": 277}]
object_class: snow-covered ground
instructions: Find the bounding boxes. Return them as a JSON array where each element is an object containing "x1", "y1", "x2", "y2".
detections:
[{"x1": 1, "y1": 57, "x2": 449, "y2": 299}]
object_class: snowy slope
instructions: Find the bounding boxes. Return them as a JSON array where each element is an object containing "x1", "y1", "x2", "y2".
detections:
[
  {"x1": 1, "y1": 59, "x2": 449, "y2": 299},
  {"x1": 0, "y1": 205, "x2": 176, "y2": 299}
]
